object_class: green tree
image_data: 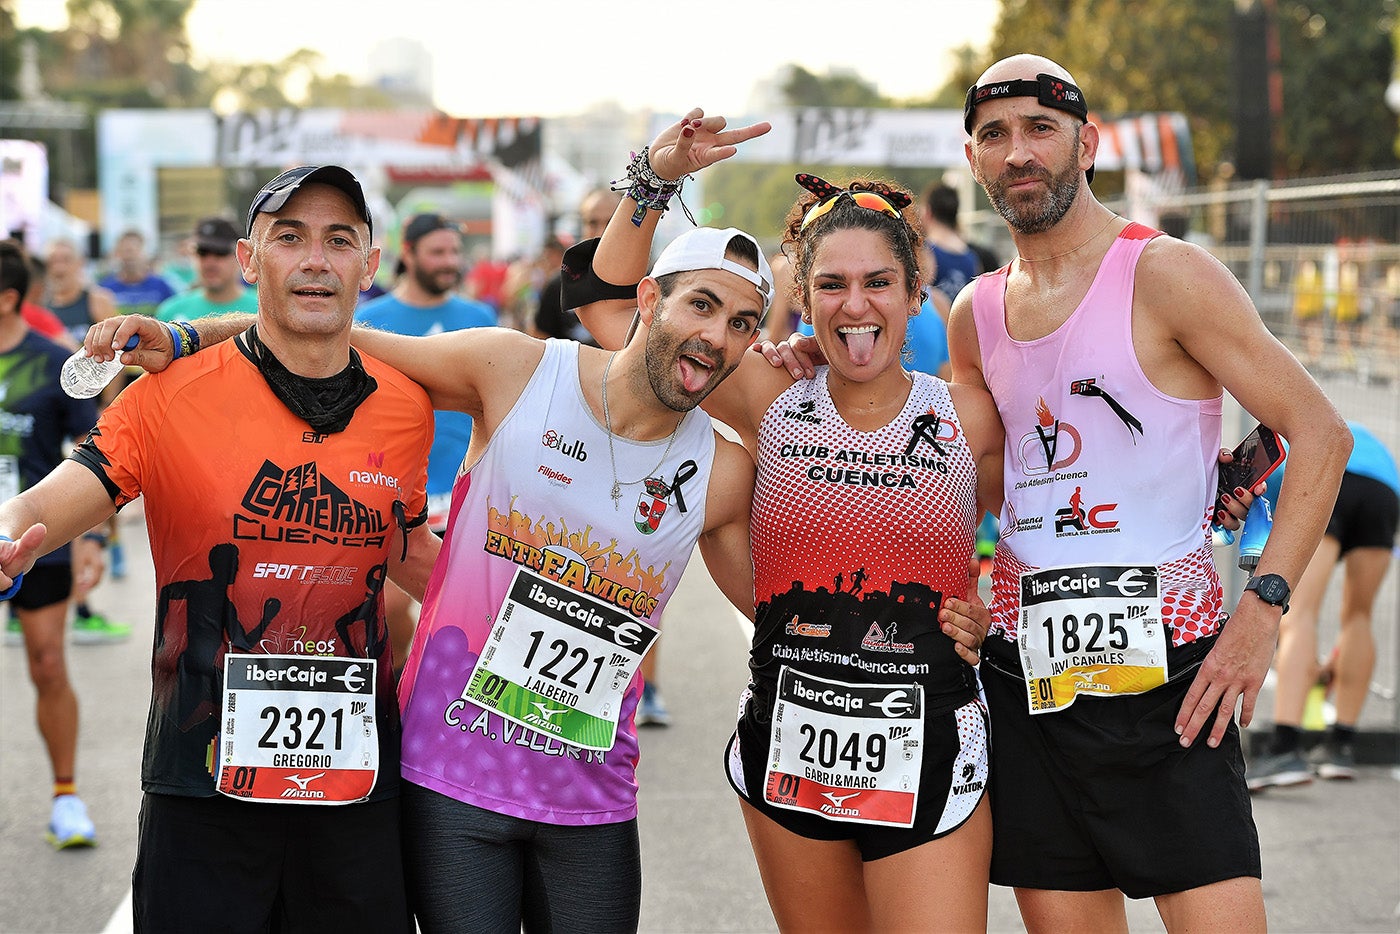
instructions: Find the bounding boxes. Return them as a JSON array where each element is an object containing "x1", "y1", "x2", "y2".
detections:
[
  {"x1": 62, "y1": 0, "x2": 200, "y2": 104},
  {"x1": 781, "y1": 65, "x2": 890, "y2": 108},
  {"x1": 0, "y1": 5, "x2": 20, "y2": 101},
  {"x1": 1277, "y1": 0, "x2": 1396, "y2": 174},
  {"x1": 974, "y1": 0, "x2": 1396, "y2": 178}
]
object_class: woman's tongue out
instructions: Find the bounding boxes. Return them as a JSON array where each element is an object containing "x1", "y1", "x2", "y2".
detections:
[{"x1": 838, "y1": 325, "x2": 879, "y2": 367}]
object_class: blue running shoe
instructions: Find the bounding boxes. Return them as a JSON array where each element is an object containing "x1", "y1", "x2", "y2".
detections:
[
  {"x1": 47, "y1": 794, "x2": 97, "y2": 849},
  {"x1": 637, "y1": 682, "x2": 671, "y2": 728}
]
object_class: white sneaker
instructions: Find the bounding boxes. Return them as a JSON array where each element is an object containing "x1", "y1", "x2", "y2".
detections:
[{"x1": 47, "y1": 794, "x2": 97, "y2": 849}]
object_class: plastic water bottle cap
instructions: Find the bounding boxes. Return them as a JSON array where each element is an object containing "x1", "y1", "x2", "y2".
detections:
[{"x1": 121, "y1": 335, "x2": 139, "y2": 351}]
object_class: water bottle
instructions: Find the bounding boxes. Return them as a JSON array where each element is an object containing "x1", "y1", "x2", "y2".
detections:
[
  {"x1": 1237, "y1": 494, "x2": 1274, "y2": 571},
  {"x1": 60, "y1": 336, "x2": 139, "y2": 399}
]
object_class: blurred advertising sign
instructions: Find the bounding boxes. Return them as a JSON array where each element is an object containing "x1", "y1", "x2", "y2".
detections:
[
  {"x1": 0, "y1": 139, "x2": 48, "y2": 247},
  {"x1": 97, "y1": 109, "x2": 542, "y2": 253}
]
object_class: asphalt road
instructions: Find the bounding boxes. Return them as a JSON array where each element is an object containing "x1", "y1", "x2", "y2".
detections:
[{"x1": 2, "y1": 500, "x2": 1397, "y2": 933}]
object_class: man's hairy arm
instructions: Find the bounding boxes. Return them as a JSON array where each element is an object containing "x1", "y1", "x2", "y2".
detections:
[{"x1": 1144, "y1": 240, "x2": 1351, "y2": 748}]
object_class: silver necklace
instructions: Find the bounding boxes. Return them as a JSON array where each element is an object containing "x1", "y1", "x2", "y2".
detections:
[
  {"x1": 1016, "y1": 212, "x2": 1118, "y2": 264},
  {"x1": 601, "y1": 351, "x2": 683, "y2": 510}
]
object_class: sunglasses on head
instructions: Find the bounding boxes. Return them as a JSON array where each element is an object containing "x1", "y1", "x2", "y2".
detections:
[{"x1": 795, "y1": 173, "x2": 911, "y2": 232}]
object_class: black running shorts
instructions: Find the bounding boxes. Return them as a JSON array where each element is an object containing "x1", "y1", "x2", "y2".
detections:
[
  {"x1": 982, "y1": 645, "x2": 1261, "y2": 899},
  {"x1": 133, "y1": 792, "x2": 411, "y2": 933},
  {"x1": 725, "y1": 694, "x2": 989, "y2": 862},
  {"x1": 1327, "y1": 472, "x2": 1399, "y2": 556},
  {"x1": 12, "y1": 563, "x2": 72, "y2": 611}
]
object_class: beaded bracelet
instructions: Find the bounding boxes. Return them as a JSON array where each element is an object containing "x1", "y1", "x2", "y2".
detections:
[{"x1": 610, "y1": 147, "x2": 695, "y2": 227}]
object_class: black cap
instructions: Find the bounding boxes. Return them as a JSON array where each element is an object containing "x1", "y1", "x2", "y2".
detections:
[
  {"x1": 402, "y1": 213, "x2": 459, "y2": 245},
  {"x1": 246, "y1": 165, "x2": 373, "y2": 237},
  {"x1": 194, "y1": 216, "x2": 239, "y2": 253}
]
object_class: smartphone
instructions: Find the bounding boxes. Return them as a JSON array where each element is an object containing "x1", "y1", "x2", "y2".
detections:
[{"x1": 1217, "y1": 424, "x2": 1287, "y2": 505}]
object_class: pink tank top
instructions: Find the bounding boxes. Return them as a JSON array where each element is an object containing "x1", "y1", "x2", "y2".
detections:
[
  {"x1": 397, "y1": 340, "x2": 715, "y2": 824},
  {"x1": 972, "y1": 224, "x2": 1225, "y2": 647}
]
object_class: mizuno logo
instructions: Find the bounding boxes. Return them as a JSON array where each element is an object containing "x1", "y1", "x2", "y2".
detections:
[
  {"x1": 285, "y1": 772, "x2": 325, "y2": 791},
  {"x1": 531, "y1": 703, "x2": 567, "y2": 722}
]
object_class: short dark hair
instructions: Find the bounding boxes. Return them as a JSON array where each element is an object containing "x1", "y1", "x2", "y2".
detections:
[
  {"x1": 0, "y1": 239, "x2": 31, "y2": 299},
  {"x1": 922, "y1": 183, "x2": 960, "y2": 228}
]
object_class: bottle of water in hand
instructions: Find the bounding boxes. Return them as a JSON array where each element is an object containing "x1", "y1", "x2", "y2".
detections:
[
  {"x1": 60, "y1": 336, "x2": 139, "y2": 399},
  {"x1": 1237, "y1": 494, "x2": 1273, "y2": 571}
]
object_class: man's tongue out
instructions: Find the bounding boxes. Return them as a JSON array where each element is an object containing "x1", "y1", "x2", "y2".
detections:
[
  {"x1": 841, "y1": 328, "x2": 878, "y2": 367},
  {"x1": 678, "y1": 355, "x2": 712, "y2": 393}
]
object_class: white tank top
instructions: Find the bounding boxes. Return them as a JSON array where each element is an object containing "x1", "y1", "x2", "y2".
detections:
[
  {"x1": 972, "y1": 224, "x2": 1225, "y2": 647},
  {"x1": 398, "y1": 339, "x2": 715, "y2": 824}
]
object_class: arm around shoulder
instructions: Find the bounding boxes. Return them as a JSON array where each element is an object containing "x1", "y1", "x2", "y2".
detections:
[{"x1": 351, "y1": 325, "x2": 543, "y2": 419}]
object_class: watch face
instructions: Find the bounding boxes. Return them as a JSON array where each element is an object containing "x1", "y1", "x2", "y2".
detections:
[{"x1": 1251, "y1": 574, "x2": 1289, "y2": 605}]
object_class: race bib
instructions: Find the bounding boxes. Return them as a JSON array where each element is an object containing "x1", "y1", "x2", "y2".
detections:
[
  {"x1": 217, "y1": 654, "x2": 379, "y2": 804},
  {"x1": 0, "y1": 455, "x2": 19, "y2": 503},
  {"x1": 1017, "y1": 564, "x2": 1167, "y2": 715},
  {"x1": 764, "y1": 667, "x2": 923, "y2": 828},
  {"x1": 463, "y1": 567, "x2": 658, "y2": 751}
]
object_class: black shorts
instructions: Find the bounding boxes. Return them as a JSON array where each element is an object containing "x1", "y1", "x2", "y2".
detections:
[
  {"x1": 1327, "y1": 472, "x2": 1400, "y2": 556},
  {"x1": 725, "y1": 690, "x2": 989, "y2": 862},
  {"x1": 981, "y1": 654, "x2": 1260, "y2": 898},
  {"x1": 12, "y1": 563, "x2": 72, "y2": 611},
  {"x1": 132, "y1": 792, "x2": 411, "y2": 934}
]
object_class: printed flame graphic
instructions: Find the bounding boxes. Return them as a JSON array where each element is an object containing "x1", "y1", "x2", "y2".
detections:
[
  {"x1": 487, "y1": 495, "x2": 670, "y2": 597},
  {"x1": 1036, "y1": 397, "x2": 1055, "y2": 428}
]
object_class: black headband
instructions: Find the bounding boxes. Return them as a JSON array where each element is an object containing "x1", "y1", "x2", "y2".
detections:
[{"x1": 963, "y1": 73, "x2": 1088, "y2": 134}]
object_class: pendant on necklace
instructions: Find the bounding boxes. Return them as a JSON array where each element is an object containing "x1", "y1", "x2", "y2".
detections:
[{"x1": 611, "y1": 482, "x2": 622, "y2": 509}]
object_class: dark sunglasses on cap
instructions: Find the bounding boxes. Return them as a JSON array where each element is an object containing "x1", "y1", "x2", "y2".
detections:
[
  {"x1": 795, "y1": 173, "x2": 911, "y2": 232},
  {"x1": 196, "y1": 247, "x2": 233, "y2": 258}
]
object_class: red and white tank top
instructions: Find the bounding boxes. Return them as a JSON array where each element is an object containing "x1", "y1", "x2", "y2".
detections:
[{"x1": 747, "y1": 369, "x2": 980, "y2": 716}]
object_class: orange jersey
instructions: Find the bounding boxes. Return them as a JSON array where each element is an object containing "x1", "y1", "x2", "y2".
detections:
[{"x1": 71, "y1": 337, "x2": 431, "y2": 798}]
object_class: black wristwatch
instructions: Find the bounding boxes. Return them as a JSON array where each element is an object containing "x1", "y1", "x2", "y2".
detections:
[{"x1": 1244, "y1": 573, "x2": 1291, "y2": 614}]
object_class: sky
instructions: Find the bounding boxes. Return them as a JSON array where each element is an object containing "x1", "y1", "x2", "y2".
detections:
[{"x1": 15, "y1": 0, "x2": 1001, "y2": 117}]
